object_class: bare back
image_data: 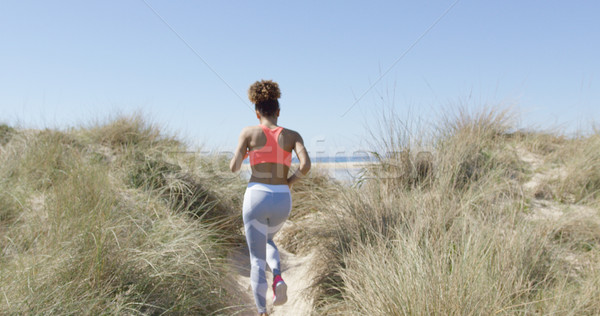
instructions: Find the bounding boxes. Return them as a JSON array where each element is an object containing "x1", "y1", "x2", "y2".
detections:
[
  {"x1": 230, "y1": 121, "x2": 310, "y2": 187},
  {"x1": 246, "y1": 125, "x2": 296, "y2": 185}
]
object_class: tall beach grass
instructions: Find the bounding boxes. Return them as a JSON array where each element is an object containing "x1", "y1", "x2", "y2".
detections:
[
  {"x1": 0, "y1": 115, "x2": 245, "y2": 315},
  {"x1": 1, "y1": 108, "x2": 599, "y2": 315},
  {"x1": 292, "y1": 107, "x2": 600, "y2": 315}
]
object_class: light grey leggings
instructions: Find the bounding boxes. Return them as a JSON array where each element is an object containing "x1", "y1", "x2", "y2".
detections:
[{"x1": 242, "y1": 182, "x2": 292, "y2": 314}]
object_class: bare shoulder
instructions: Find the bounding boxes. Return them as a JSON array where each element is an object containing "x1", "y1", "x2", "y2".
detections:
[
  {"x1": 240, "y1": 125, "x2": 259, "y2": 136},
  {"x1": 282, "y1": 127, "x2": 302, "y2": 142}
]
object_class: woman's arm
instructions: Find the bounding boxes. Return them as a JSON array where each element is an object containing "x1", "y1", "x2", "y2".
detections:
[
  {"x1": 230, "y1": 128, "x2": 249, "y2": 173},
  {"x1": 287, "y1": 133, "x2": 311, "y2": 186}
]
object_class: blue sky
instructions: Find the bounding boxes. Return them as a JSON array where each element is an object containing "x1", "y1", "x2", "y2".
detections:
[{"x1": 1, "y1": 1, "x2": 598, "y2": 156}]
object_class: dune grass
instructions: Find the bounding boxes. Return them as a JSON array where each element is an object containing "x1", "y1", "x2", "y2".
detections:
[
  {"x1": 552, "y1": 130, "x2": 600, "y2": 205},
  {"x1": 1, "y1": 108, "x2": 599, "y2": 315},
  {"x1": 0, "y1": 115, "x2": 245, "y2": 315},
  {"x1": 288, "y1": 107, "x2": 600, "y2": 315}
]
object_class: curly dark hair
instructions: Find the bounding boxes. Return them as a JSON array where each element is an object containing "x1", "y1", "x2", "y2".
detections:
[{"x1": 248, "y1": 80, "x2": 281, "y2": 117}]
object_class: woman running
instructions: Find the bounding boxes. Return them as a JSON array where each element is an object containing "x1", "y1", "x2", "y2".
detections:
[{"x1": 230, "y1": 80, "x2": 311, "y2": 316}]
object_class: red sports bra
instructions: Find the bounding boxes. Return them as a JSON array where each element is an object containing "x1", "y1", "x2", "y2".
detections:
[{"x1": 248, "y1": 125, "x2": 292, "y2": 167}]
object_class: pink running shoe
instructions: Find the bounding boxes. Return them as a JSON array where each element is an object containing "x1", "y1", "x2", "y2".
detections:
[{"x1": 272, "y1": 275, "x2": 288, "y2": 306}]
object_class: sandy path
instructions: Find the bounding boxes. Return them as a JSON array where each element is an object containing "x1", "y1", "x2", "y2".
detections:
[{"x1": 225, "y1": 223, "x2": 315, "y2": 316}]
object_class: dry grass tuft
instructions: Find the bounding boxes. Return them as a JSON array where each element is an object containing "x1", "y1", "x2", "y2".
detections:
[
  {"x1": 0, "y1": 115, "x2": 245, "y2": 315},
  {"x1": 0, "y1": 123, "x2": 15, "y2": 145},
  {"x1": 552, "y1": 131, "x2": 600, "y2": 204},
  {"x1": 286, "y1": 106, "x2": 600, "y2": 315},
  {"x1": 83, "y1": 113, "x2": 180, "y2": 151}
]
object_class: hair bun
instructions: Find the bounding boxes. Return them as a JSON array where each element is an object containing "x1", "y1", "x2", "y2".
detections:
[{"x1": 248, "y1": 80, "x2": 281, "y2": 104}]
